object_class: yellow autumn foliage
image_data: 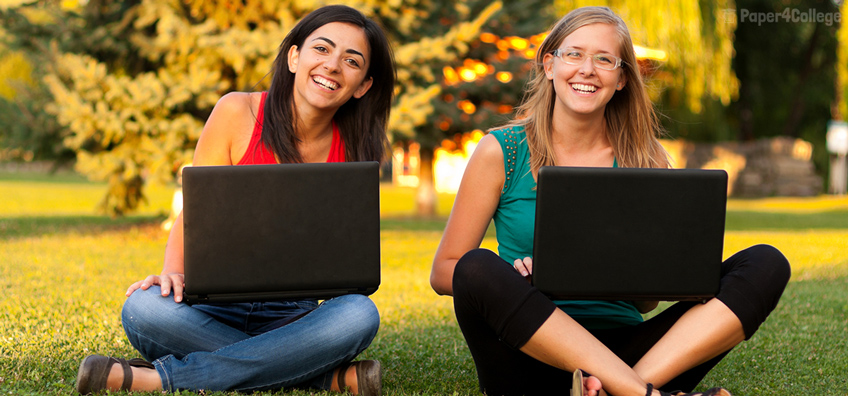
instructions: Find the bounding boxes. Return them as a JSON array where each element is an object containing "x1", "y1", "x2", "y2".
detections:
[
  {"x1": 837, "y1": 0, "x2": 848, "y2": 120},
  {"x1": 389, "y1": 85, "x2": 442, "y2": 139},
  {"x1": 0, "y1": 49, "x2": 33, "y2": 100},
  {"x1": 32, "y1": 0, "x2": 502, "y2": 215},
  {"x1": 44, "y1": 52, "x2": 206, "y2": 214}
]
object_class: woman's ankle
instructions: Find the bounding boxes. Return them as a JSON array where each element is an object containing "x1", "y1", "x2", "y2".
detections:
[{"x1": 106, "y1": 364, "x2": 162, "y2": 391}]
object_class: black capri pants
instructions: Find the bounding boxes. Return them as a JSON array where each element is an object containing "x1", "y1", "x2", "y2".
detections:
[{"x1": 452, "y1": 244, "x2": 791, "y2": 396}]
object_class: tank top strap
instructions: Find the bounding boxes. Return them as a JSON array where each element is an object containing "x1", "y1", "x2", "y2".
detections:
[
  {"x1": 237, "y1": 92, "x2": 277, "y2": 165},
  {"x1": 327, "y1": 121, "x2": 346, "y2": 162}
]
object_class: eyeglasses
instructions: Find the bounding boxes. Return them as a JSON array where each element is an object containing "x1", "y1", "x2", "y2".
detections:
[{"x1": 550, "y1": 48, "x2": 624, "y2": 71}]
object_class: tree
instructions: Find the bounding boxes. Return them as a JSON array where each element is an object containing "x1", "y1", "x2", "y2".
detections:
[
  {"x1": 725, "y1": 0, "x2": 840, "y2": 179},
  {"x1": 837, "y1": 0, "x2": 848, "y2": 122},
  {"x1": 1, "y1": 0, "x2": 509, "y2": 216},
  {"x1": 393, "y1": 0, "x2": 555, "y2": 216},
  {"x1": 555, "y1": 0, "x2": 739, "y2": 115},
  {"x1": 403, "y1": 0, "x2": 740, "y2": 215},
  {"x1": 0, "y1": 8, "x2": 68, "y2": 163}
]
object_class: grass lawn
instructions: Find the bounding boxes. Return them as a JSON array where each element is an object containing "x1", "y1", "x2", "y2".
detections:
[{"x1": 1, "y1": 170, "x2": 847, "y2": 395}]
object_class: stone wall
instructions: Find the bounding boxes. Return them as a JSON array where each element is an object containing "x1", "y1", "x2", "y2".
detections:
[{"x1": 661, "y1": 137, "x2": 823, "y2": 197}]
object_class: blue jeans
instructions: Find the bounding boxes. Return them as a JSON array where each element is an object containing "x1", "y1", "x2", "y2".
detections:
[{"x1": 121, "y1": 286, "x2": 380, "y2": 392}]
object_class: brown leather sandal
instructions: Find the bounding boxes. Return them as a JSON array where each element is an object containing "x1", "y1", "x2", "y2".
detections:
[
  {"x1": 646, "y1": 383, "x2": 733, "y2": 396},
  {"x1": 75, "y1": 355, "x2": 154, "y2": 394},
  {"x1": 571, "y1": 369, "x2": 589, "y2": 396},
  {"x1": 337, "y1": 360, "x2": 382, "y2": 396}
]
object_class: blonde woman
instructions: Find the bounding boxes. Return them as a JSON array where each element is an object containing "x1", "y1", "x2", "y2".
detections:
[{"x1": 431, "y1": 7, "x2": 789, "y2": 396}]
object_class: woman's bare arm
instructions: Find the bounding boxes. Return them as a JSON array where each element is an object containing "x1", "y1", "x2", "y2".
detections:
[
  {"x1": 431, "y1": 134, "x2": 506, "y2": 296},
  {"x1": 126, "y1": 92, "x2": 255, "y2": 301}
]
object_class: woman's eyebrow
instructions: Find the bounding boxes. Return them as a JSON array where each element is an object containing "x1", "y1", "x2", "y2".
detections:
[
  {"x1": 312, "y1": 36, "x2": 366, "y2": 60},
  {"x1": 563, "y1": 45, "x2": 615, "y2": 54}
]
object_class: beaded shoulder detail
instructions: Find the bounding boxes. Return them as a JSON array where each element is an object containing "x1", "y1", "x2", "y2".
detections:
[{"x1": 498, "y1": 126, "x2": 522, "y2": 193}]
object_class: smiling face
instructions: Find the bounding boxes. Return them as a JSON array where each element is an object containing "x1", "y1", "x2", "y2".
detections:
[
  {"x1": 543, "y1": 23, "x2": 626, "y2": 120},
  {"x1": 287, "y1": 22, "x2": 374, "y2": 116}
]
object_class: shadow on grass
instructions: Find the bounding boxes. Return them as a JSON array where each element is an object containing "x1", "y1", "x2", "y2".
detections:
[
  {"x1": 0, "y1": 170, "x2": 92, "y2": 184},
  {"x1": 366, "y1": 322, "x2": 479, "y2": 395},
  {"x1": 381, "y1": 217, "x2": 448, "y2": 232},
  {"x1": 381, "y1": 217, "x2": 498, "y2": 238},
  {"x1": 380, "y1": 211, "x2": 848, "y2": 233},
  {"x1": 3, "y1": 216, "x2": 468, "y2": 240},
  {"x1": 0, "y1": 215, "x2": 165, "y2": 240},
  {"x1": 725, "y1": 209, "x2": 848, "y2": 231},
  {"x1": 706, "y1": 276, "x2": 848, "y2": 394},
  {"x1": 4, "y1": 209, "x2": 844, "y2": 242}
]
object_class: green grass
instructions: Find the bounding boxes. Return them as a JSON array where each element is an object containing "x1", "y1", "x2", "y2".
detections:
[{"x1": 1, "y1": 172, "x2": 847, "y2": 395}]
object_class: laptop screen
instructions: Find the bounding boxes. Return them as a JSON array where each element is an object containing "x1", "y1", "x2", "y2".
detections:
[
  {"x1": 531, "y1": 166, "x2": 726, "y2": 301},
  {"x1": 181, "y1": 162, "x2": 381, "y2": 304}
]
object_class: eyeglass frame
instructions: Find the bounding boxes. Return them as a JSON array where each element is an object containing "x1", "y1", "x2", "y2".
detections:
[{"x1": 549, "y1": 48, "x2": 625, "y2": 71}]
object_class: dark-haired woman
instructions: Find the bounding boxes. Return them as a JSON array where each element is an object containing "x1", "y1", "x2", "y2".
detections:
[{"x1": 75, "y1": 5, "x2": 394, "y2": 395}]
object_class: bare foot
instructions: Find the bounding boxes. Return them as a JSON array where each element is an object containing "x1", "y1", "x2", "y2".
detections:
[{"x1": 583, "y1": 374, "x2": 606, "y2": 396}]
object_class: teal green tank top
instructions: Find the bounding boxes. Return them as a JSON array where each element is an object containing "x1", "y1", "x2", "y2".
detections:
[{"x1": 490, "y1": 126, "x2": 643, "y2": 329}]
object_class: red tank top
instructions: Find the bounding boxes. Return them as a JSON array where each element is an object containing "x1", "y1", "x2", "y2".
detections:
[{"x1": 237, "y1": 92, "x2": 346, "y2": 165}]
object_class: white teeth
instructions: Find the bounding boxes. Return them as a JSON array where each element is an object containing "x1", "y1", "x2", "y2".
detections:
[
  {"x1": 313, "y1": 76, "x2": 339, "y2": 90},
  {"x1": 571, "y1": 83, "x2": 597, "y2": 93}
]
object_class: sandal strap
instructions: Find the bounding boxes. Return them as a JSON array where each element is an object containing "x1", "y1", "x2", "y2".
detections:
[
  {"x1": 118, "y1": 357, "x2": 153, "y2": 390},
  {"x1": 118, "y1": 358, "x2": 133, "y2": 390},
  {"x1": 646, "y1": 384, "x2": 732, "y2": 396},
  {"x1": 646, "y1": 383, "x2": 681, "y2": 396},
  {"x1": 127, "y1": 358, "x2": 155, "y2": 370}
]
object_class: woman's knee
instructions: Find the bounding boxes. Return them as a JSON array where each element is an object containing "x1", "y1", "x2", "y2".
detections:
[
  {"x1": 738, "y1": 244, "x2": 792, "y2": 286},
  {"x1": 122, "y1": 286, "x2": 185, "y2": 333},
  {"x1": 328, "y1": 294, "x2": 380, "y2": 336},
  {"x1": 453, "y1": 249, "x2": 504, "y2": 295}
]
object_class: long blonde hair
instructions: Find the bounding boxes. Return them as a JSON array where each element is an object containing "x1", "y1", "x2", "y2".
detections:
[{"x1": 503, "y1": 6, "x2": 669, "y2": 172}]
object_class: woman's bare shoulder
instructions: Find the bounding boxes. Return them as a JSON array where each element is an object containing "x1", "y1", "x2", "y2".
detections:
[
  {"x1": 473, "y1": 133, "x2": 505, "y2": 166},
  {"x1": 213, "y1": 91, "x2": 263, "y2": 119},
  {"x1": 195, "y1": 92, "x2": 263, "y2": 165}
]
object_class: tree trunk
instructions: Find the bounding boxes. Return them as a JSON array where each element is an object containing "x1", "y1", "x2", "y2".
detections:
[
  {"x1": 782, "y1": 23, "x2": 822, "y2": 138},
  {"x1": 416, "y1": 145, "x2": 437, "y2": 217}
]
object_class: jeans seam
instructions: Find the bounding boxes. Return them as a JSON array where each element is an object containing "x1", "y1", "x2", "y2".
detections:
[
  {"x1": 239, "y1": 360, "x2": 338, "y2": 392},
  {"x1": 153, "y1": 359, "x2": 172, "y2": 392}
]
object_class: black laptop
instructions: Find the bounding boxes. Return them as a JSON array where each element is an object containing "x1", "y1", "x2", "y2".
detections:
[
  {"x1": 531, "y1": 166, "x2": 727, "y2": 302},
  {"x1": 181, "y1": 162, "x2": 381, "y2": 304}
]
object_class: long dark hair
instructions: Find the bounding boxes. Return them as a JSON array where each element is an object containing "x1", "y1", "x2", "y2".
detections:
[{"x1": 262, "y1": 5, "x2": 395, "y2": 163}]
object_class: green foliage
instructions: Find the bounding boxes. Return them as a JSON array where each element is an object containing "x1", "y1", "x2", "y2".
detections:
[
  {"x1": 724, "y1": 0, "x2": 840, "y2": 185},
  {"x1": 731, "y1": 0, "x2": 839, "y2": 137},
  {"x1": 1, "y1": 0, "x2": 509, "y2": 216},
  {"x1": 0, "y1": 82, "x2": 70, "y2": 162},
  {"x1": 424, "y1": 1, "x2": 556, "y2": 146},
  {"x1": 3, "y1": 0, "x2": 845, "y2": 215},
  {"x1": 0, "y1": 22, "x2": 68, "y2": 162},
  {"x1": 386, "y1": 0, "x2": 510, "y2": 144},
  {"x1": 1, "y1": 174, "x2": 848, "y2": 394},
  {"x1": 556, "y1": 0, "x2": 739, "y2": 114}
]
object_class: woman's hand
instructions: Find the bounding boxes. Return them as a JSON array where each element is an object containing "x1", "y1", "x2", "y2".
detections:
[
  {"x1": 513, "y1": 257, "x2": 533, "y2": 281},
  {"x1": 126, "y1": 273, "x2": 186, "y2": 303}
]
